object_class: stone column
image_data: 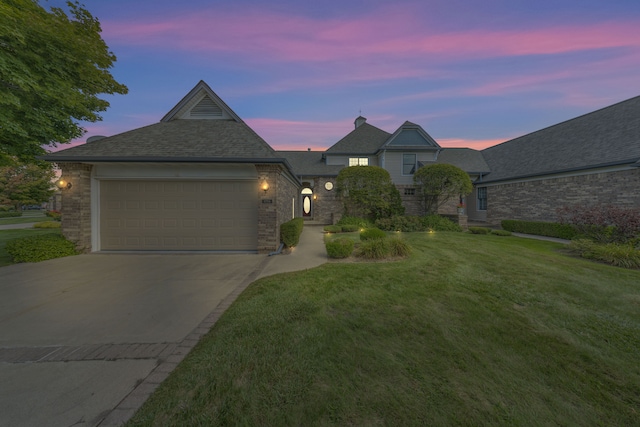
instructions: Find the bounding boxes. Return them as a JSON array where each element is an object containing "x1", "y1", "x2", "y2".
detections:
[{"x1": 60, "y1": 163, "x2": 93, "y2": 252}]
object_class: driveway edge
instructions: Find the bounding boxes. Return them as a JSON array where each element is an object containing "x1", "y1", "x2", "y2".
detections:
[{"x1": 97, "y1": 255, "x2": 274, "y2": 427}]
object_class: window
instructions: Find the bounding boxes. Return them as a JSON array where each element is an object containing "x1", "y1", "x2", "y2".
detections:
[
  {"x1": 402, "y1": 154, "x2": 416, "y2": 175},
  {"x1": 349, "y1": 157, "x2": 368, "y2": 166},
  {"x1": 477, "y1": 187, "x2": 487, "y2": 211},
  {"x1": 404, "y1": 188, "x2": 415, "y2": 196}
]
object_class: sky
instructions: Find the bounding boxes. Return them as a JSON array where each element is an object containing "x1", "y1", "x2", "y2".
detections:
[{"x1": 46, "y1": 0, "x2": 640, "y2": 151}]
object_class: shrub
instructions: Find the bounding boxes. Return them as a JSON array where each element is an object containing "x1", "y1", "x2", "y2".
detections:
[
  {"x1": 0, "y1": 211, "x2": 22, "y2": 218},
  {"x1": 357, "y1": 239, "x2": 388, "y2": 259},
  {"x1": 337, "y1": 216, "x2": 374, "y2": 229},
  {"x1": 568, "y1": 239, "x2": 640, "y2": 269},
  {"x1": 33, "y1": 221, "x2": 61, "y2": 229},
  {"x1": 45, "y1": 210, "x2": 62, "y2": 221},
  {"x1": 387, "y1": 237, "x2": 411, "y2": 257},
  {"x1": 491, "y1": 229, "x2": 512, "y2": 237},
  {"x1": 360, "y1": 228, "x2": 386, "y2": 241},
  {"x1": 557, "y1": 204, "x2": 640, "y2": 243},
  {"x1": 323, "y1": 225, "x2": 342, "y2": 233},
  {"x1": 423, "y1": 215, "x2": 463, "y2": 232},
  {"x1": 501, "y1": 220, "x2": 578, "y2": 240},
  {"x1": 376, "y1": 215, "x2": 424, "y2": 232},
  {"x1": 468, "y1": 227, "x2": 491, "y2": 235},
  {"x1": 6, "y1": 234, "x2": 78, "y2": 263},
  {"x1": 280, "y1": 218, "x2": 304, "y2": 247},
  {"x1": 340, "y1": 224, "x2": 359, "y2": 232},
  {"x1": 325, "y1": 238, "x2": 354, "y2": 259}
]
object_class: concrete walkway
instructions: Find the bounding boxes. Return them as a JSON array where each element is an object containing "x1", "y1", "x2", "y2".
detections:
[{"x1": 0, "y1": 225, "x2": 328, "y2": 427}]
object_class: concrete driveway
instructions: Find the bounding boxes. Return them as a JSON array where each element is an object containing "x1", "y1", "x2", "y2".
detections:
[{"x1": 0, "y1": 253, "x2": 269, "y2": 427}]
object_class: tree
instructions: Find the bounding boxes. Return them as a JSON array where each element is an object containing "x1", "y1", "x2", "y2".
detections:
[
  {"x1": 336, "y1": 166, "x2": 404, "y2": 221},
  {"x1": 0, "y1": 160, "x2": 56, "y2": 210},
  {"x1": 0, "y1": 0, "x2": 128, "y2": 164},
  {"x1": 413, "y1": 164, "x2": 472, "y2": 215}
]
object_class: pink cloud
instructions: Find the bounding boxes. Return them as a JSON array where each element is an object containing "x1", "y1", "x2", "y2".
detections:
[
  {"x1": 103, "y1": 6, "x2": 640, "y2": 65},
  {"x1": 437, "y1": 138, "x2": 508, "y2": 150},
  {"x1": 246, "y1": 118, "x2": 353, "y2": 150}
]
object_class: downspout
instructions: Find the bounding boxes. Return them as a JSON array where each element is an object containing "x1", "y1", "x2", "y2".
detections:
[{"x1": 268, "y1": 242, "x2": 284, "y2": 256}]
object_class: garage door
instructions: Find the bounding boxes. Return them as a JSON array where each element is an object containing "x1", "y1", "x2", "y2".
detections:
[{"x1": 100, "y1": 180, "x2": 258, "y2": 251}]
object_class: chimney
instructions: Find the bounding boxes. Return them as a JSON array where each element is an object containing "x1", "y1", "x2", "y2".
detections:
[
  {"x1": 354, "y1": 116, "x2": 367, "y2": 129},
  {"x1": 307, "y1": 148, "x2": 311, "y2": 151}
]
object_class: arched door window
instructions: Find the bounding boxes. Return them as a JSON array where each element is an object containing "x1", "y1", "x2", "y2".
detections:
[{"x1": 301, "y1": 188, "x2": 313, "y2": 217}]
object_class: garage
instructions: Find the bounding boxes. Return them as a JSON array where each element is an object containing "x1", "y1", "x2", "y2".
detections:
[{"x1": 100, "y1": 179, "x2": 258, "y2": 251}]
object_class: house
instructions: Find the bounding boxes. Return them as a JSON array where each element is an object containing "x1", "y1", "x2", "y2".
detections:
[
  {"x1": 45, "y1": 81, "x2": 300, "y2": 253},
  {"x1": 45, "y1": 80, "x2": 640, "y2": 253},
  {"x1": 477, "y1": 95, "x2": 640, "y2": 224}
]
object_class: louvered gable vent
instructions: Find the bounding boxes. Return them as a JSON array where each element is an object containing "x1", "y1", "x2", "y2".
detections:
[{"x1": 190, "y1": 95, "x2": 223, "y2": 118}]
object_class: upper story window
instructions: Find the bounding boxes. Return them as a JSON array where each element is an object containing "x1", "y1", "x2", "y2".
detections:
[
  {"x1": 402, "y1": 154, "x2": 417, "y2": 175},
  {"x1": 349, "y1": 157, "x2": 369, "y2": 166}
]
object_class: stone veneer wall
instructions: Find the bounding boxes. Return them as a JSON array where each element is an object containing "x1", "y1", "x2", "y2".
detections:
[
  {"x1": 60, "y1": 163, "x2": 93, "y2": 252},
  {"x1": 256, "y1": 164, "x2": 300, "y2": 253},
  {"x1": 312, "y1": 177, "x2": 341, "y2": 224},
  {"x1": 486, "y1": 168, "x2": 640, "y2": 224}
]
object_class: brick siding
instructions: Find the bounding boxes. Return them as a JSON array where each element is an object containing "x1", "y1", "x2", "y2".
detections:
[{"x1": 60, "y1": 163, "x2": 93, "y2": 252}]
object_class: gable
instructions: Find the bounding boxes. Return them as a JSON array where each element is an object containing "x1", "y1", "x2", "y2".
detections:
[
  {"x1": 161, "y1": 80, "x2": 242, "y2": 122},
  {"x1": 381, "y1": 121, "x2": 440, "y2": 150}
]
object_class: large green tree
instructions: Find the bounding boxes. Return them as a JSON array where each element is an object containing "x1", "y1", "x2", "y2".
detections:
[
  {"x1": 336, "y1": 166, "x2": 404, "y2": 221},
  {"x1": 0, "y1": 0, "x2": 128, "y2": 164},
  {"x1": 0, "y1": 160, "x2": 56, "y2": 210},
  {"x1": 413, "y1": 164, "x2": 472, "y2": 215}
]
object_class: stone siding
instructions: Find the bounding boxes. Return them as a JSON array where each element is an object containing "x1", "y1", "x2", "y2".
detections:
[
  {"x1": 312, "y1": 177, "x2": 341, "y2": 224},
  {"x1": 486, "y1": 168, "x2": 640, "y2": 224},
  {"x1": 60, "y1": 163, "x2": 93, "y2": 252}
]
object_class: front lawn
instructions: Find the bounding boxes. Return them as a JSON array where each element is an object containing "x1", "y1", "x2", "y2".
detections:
[
  {"x1": 128, "y1": 232, "x2": 640, "y2": 426},
  {"x1": 0, "y1": 229, "x2": 62, "y2": 267}
]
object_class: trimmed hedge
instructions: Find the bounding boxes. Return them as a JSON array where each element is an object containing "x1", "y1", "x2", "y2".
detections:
[
  {"x1": 0, "y1": 211, "x2": 22, "y2": 218},
  {"x1": 376, "y1": 215, "x2": 462, "y2": 232},
  {"x1": 360, "y1": 228, "x2": 386, "y2": 241},
  {"x1": 33, "y1": 221, "x2": 61, "y2": 229},
  {"x1": 6, "y1": 234, "x2": 78, "y2": 263},
  {"x1": 326, "y1": 237, "x2": 354, "y2": 259},
  {"x1": 340, "y1": 224, "x2": 359, "y2": 233},
  {"x1": 491, "y1": 229, "x2": 512, "y2": 237},
  {"x1": 336, "y1": 216, "x2": 374, "y2": 229},
  {"x1": 323, "y1": 225, "x2": 342, "y2": 233},
  {"x1": 280, "y1": 218, "x2": 304, "y2": 247},
  {"x1": 501, "y1": 220, "x2": 578, "y2": 240},
  {"x1": 468, "y1": 227, "x2": 491, "y2": 235}
]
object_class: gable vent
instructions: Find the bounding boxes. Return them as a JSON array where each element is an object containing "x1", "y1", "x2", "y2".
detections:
[{"x1": 190, "y1": 95, "x2": 223, "y2": 117}]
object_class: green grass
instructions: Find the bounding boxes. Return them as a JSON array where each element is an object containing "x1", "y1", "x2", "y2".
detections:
[
  {"x1": 128, "y1": 232, "x2": 640, "y2": 426},
  {"x1": 0, "y1": 211, "x2": 48, "y2": 225},
  {"x1": 0, "y1": 229, "x2": 62, "y2": 267}
]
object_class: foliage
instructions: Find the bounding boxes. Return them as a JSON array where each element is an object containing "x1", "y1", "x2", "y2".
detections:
[
  {"x1": 33, "y1": 221, "x2": 61, "y2": 228},
  {"x1": 6, "y1": 233, "x2": 77, "y2": 263},
  {"x1": 45, "y1": 210, "x2": 62, "y2": 221},
  {"x1": 413, "y1": 164, "x2": 472, "y2": 215},
  {"x1": 336, "y1": 215, "x2": 374, "y2": 229},
  {"x1": 468, "y1": 227, "x2": 491, "y2": 234},
  {"x1": 557, "y1": 204, "x2": 640, "y2": 243},
  {"x1": 386, "y1": 237, "x2": 412, "y2": 257},
  {"x1": 501, "y1": 220, "x2": 578, "y2": 240},
  {"x1": 0, "y1": 0, "x2": 128, "y2": 163},
  {"x1": 280, "y1": 218, "x2": 304, "y2": 247},
  {"x1": 0, "y1": 160, "x2": 55, "y2": 210},
  {"x1": 491, "y1": 229, "x2": 512, "y2": 237},
  {"x1": 340, "y1": 224, "x2": 359, "y2": 232},
  {"x1": 336, "y1": 166, "x2": 404, "y2": 221},
  {"x1": 356, "y1": 238, "x2": 388, "y2": 259},
  {"x1": 325, "y1": 237, "x2": 354, "y2": 259},
  {"x1": 0, "y1": 211, "x2": 22, "y2": 218},
  {"x1": 376, "y1": 215, "x2": 462, "y2": 232},
  {"x1": 422, "y1": 214, "x2": 463, "y2": 232},
  {"x1": 323, "y1": 225, "x2": 342, "y2": 233},
  {"x1": 568, "y1": 239, "x2": 640, "y2": 269},
  {"x1": 359, "y1": 228, "x2": 386, "y2": 241}
]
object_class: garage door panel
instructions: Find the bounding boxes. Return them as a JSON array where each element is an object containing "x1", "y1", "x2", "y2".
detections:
[{"x1": 100, "y1": 180, "x2": 258, "y2": 251}]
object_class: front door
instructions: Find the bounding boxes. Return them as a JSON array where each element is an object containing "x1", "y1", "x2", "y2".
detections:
[{"x1": 301, "y1": 188, "x2": 313, "y2": 217}]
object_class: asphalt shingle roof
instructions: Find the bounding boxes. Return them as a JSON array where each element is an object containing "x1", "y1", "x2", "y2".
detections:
[
  {"x1": 325, "y1": 123, "x2": 391, "y2": 154},
  {"x1": 45, "y1": 120, "x2": 277, "y2": 160},
  {"x1": 437, "y1": 148, "x2": 490, "y2": 174},
  {"x1": 481, "y1": 95, "x2": 640, "y2": 182},
  {"x1": 276, "y1": 151, "x2": 344, "y2": 176}
]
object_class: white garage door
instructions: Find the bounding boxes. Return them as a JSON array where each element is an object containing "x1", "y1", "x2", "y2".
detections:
[{"x1": 100, "y1": 180, "x2": 258, "y2": 251}]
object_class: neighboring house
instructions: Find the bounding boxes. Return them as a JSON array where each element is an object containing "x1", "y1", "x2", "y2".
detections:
[
  {"x1": 44, "y1": 81, "x2": 300, "y2": 253},
  {"x1": 44, "y1": 80, "x2": 640, "y2": 253},
  {"x1": 478, "y1": 95, "x2": 640, "y2": 224}
]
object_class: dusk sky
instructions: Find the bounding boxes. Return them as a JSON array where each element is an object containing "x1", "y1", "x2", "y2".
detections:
[{"x1": 47, "y1": 0, "x2": 640, "y2": 151}]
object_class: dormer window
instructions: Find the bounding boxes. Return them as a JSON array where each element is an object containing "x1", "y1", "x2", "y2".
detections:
[
  {"x1": 402, "y1": 154, "x2": 417, "y2": 175},
  {"x1": 349, "y1": 157, "x2": 369, "y2": 166}
]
